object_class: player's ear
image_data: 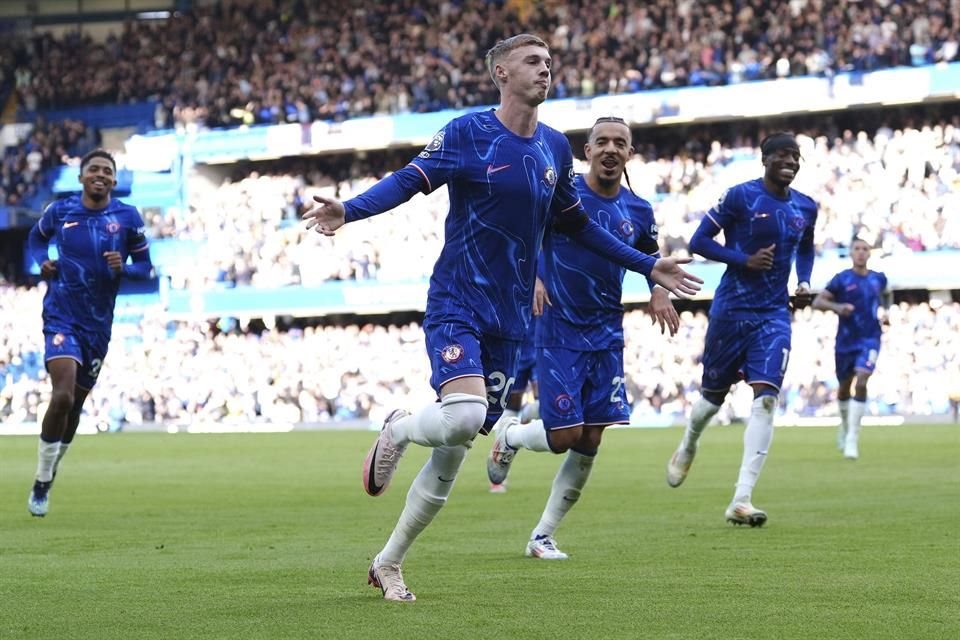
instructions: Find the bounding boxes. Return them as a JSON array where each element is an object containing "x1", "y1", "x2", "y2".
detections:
[{"x1": 495, "y1": 62, "x2": 508, "y2": 85}]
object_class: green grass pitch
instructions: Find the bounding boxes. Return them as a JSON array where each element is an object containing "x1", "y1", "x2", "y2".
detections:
[{"x1": 1, "y1": 425, "x2": 957, "y2": 639}]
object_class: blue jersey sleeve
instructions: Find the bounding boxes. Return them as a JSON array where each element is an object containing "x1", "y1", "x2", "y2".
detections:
[
  {"x1": 549, "y1": 142, "x2": 582, "y2": 218},
  {"x1": 690, "y1": 187, "x2": 750, "y2": 266},
  {"x1": 343, "y1": 123, "x2": 460, "y2": 223},
  {"x1": 122, "y1": 208, "x2": 154, "y2": 279},
  {"x1": 409, "y1": 123, "x2": 461, "y2": 195},
  {"x1": 795, "y1": 207, "x2": 816, "y2": 284},
  {"x1": 28, "y1": 201, "x2": 60, "y2": 267},
  {"x1": 825, "y1": 272, "x2": 843, "y2": 298},
  {"x1": 631, "y1": 198, "x2": 660, "y2": 291}
]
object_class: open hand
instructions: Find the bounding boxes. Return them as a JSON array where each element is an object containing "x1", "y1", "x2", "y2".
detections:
[
  {"x1": 649, "y1": 287, "x2": 680, "y2": 336},
  {"x1": 303, "y1": 195, "x2": 346, "y2": 236},
  {"x1": 650, "y1": 256, "x2": 703, "y2": 298}
]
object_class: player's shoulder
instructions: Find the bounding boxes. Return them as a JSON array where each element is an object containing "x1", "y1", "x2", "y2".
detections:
[
  {"x1": 789, "y1": 187, "x2": 818, "y2": 211},
  {"x1": 713, "y1": 180, "x2": 749, "y2": 209},
  {"x1": 452, "y1": 109, "x2": 497, "y2": 133},
  {"x1": 623, "y1": 189, "x2": 654, "y2": 218},
  {"x1": 110, "y1": 199, "x2": 142, "y2": 218},
  {"x1": 44, "y1": 195, "x2": 80, "y2": 214},
  {"x1": 534, "y1": 121, "x2": 572, "y2": 152}
]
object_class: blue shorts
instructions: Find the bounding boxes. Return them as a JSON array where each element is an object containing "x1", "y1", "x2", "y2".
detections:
[
  {"x1": 44, "y1": 330, "x2": 109, "y2": 390},
  {"x1": 513, "y1": 338, "x2": 538, "y2": 392},
  {"x1": 835, "y1": 343, "x2": 880, "y2": 381},
  {"x1": 700, "y1": 316, "x2": 792, "y2": 393},
  {"x1": 537, "y1": 346, "x2": 630, "y2": 430},
  {"x1": 423, "y1": 317, "x2": 522, "y2": 434}
]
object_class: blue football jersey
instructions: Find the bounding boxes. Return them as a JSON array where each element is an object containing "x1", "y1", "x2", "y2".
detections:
[
  {"x1": 705, "y1": 178, "x2": 817, "y2": 319},
  {"x1": 35, "y1": 196, "x2": 149, "y2": 334},
  {"x1": 825, "y1": 268, "x2": 888, "y2": 351},
  {"x1": 537, "y1": 175, "x2": 659, "y2": 351},
  {"x1": 409, "y1": 109, "x2": 582, "y2": 340}
]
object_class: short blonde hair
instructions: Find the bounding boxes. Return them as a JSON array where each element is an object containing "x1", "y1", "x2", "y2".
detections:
[{"x1": 485, "y1": 33, "x2": 549, "y2": 88}]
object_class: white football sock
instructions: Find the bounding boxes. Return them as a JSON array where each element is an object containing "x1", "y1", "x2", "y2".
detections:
[
  {"x1": 681, "y1": 397, "x2": 721, "y2": 451},
  {"x1": 531, "y1": 450, "x2": 596, "y2": 539},
  {"x1": 838, "y1": 399, "x2": 849, "y2": 446},
  {"x1": 53, "y1": 442, "x2": 71, "y2": 476},
  {"x1": 504, "y1": 419, "x2": 551, "y2": 452},
  {"x1": 379, "y1": 444, "x2": 470, "y2": 564},
  {"x1": 390, "y1": 393, "x2": 488, "y2": 447},
  {"x1": 35, "y1": 439, "x2": 61, "y2": 483},
  {"x1": 734, "y1": 396, "x2": 776, "y2": 502},
  {"x1": 846, "y1": 400, "x2": 866, "y2": 447}
]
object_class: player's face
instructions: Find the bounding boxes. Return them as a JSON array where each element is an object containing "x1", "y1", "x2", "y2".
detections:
[
  {"x1": 80, "y1": 157, "x2": 117, "y2": 201},
  {"x1": 762, "y1": 147, "x2": 801, "y2": 188},
  {"x1": 851, "y1": 241, "x2": 871, "y2": 268},
  {"x1": 499, "y1": 45, "x2": 552, "y2": 105},
  {"x1": 585, "y1": 122, "x2": 633, "y2": 185}
]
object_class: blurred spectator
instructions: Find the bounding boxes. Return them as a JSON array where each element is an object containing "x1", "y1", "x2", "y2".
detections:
[
  {"x1": 134, "y1": 118, "x2": 960, "y2": 289},
  {"x1": 5, "y1": 0, "x2": 956, "y2": 127},
  {"x1": 2, "y1": 284, "x2": 958, "y2": 428}
]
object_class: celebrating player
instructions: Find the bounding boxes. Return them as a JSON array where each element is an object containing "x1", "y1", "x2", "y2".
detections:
[
  {"x1": 485, "y1": 116, "x2": 680, "y2": 559},
  {"x1": 302, "y1": 34, "x2": 702, "y2": 601},
  {"x1": 813, "y1": 237, "x2": 889, "y2": 459},
  {"x1": 665, "y1": 132, "x2": 817, "y2": 527},
  {"x1": 26, "y1": 149, "x2": 154, "y2": 517}
]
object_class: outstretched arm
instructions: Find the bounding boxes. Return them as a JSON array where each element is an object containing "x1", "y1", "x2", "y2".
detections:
[
  {"x1": 303, "y1": 164, "x2": 426, "y2": 235},
  {"x1": 556, "y1": 214, "x2": 702, "y2": 297}
]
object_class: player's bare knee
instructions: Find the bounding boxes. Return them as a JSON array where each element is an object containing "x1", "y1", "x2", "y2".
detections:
[
  {"x1": 546, "y1": 426, "x2": 582, "y2": 453},
  {"x1": 854, "y1": 376, "x2": 869, "y2": 399},
  {"x1": 578, "y1": 426, "x2": 604, "y2": 451},
  {"x1": 48, "y1": 388, "x2": 75, "y2": 414},
  {"x1": 439, "y1": 393, "x2": 488, "y2": 444}
]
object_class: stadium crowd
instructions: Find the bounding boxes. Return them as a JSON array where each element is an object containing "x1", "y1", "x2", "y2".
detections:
[
  {"x1": 1, "y1": 284, "x2": 958, "y2": 429},
  {"x1": 1, "y1": 119, "x2": 97, "y2": 208},
  {"x1": 142, "y1": 119, "x2": 960, "y2": 290},
  {"x1": 4, "y1": 0, "x2": 957, "y2": 126}
]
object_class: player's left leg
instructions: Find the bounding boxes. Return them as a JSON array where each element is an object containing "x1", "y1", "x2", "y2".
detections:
[
  {"x1": 30, "y1": 356, "x2": 80, "y2": 517},
  {"x1": 371, "y1": 441, "x2": 471, "y2": 601},
  {"x1": 526, "y1": 425, "x2": 607, "y2": 560},
  {"x1": 844, "y1": 368, "x2": 873, "y2": 460},
  {"x1": 727, "y1": 319, "x2": 790, "y2": 527},
  {"x1": 365, "y1": 330, "x2": 515, "y2": 601}
]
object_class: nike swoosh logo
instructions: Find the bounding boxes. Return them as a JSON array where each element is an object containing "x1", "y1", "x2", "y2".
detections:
[
  {"x1": 63, "y1": 222, "x2": 80, "y2": 229},
  {"x1": 486, "y1": 164, "x2": 511, "y2": 175},
  {"x1": 437, "y1": 476, "x2": 455, "y2": 483}
]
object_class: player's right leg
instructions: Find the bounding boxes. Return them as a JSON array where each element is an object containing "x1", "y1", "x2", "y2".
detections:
[
  {"x1": 835, "y1": 355, "x2": 856, "y2": 452},
  {"x1": 487, "y1": 346, "x2": 585, "y2": 485},
  {"x1": 667, "y1": 319, "x2": 739, "y2": 487}
]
